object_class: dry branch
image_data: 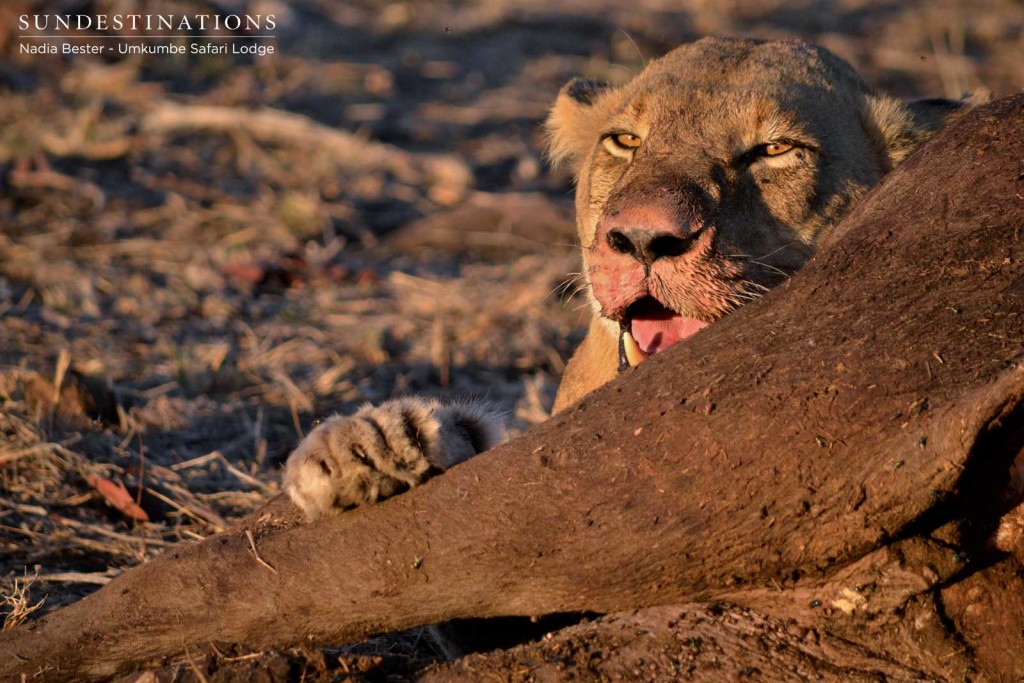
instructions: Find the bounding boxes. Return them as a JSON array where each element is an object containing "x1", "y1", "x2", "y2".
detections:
[
  {"x1": 141, "y1": 103, "x2": 472, "y2": 202},
  {"x1": 3, "y1": 96, "x2": 1024, "y2": 682}
]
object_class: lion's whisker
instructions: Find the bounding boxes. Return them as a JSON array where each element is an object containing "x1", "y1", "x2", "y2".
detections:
[
  {"x1": 750, "y1": 260, "x2": 792, "y2": 279},
  {"x1": 751, "y1": 241, "x2": 800, "y2": 262}
]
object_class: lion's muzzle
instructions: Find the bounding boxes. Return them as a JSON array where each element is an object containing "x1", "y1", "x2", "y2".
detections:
[{"x1": 590, "y1": 203, "x2": 711, "y2": 365}]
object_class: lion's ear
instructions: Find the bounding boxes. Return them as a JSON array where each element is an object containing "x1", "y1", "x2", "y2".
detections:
[
  {"x1": 864, "y1": 91, "x2": 989, "y2": 168},
  {"x1": 545, "y1": 78, "x2": 622, "y2": 172}
]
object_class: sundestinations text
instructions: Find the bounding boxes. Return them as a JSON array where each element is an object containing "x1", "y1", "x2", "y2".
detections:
[{"x1": 19, "y1": 14, "x2": 276, "y2": 32}]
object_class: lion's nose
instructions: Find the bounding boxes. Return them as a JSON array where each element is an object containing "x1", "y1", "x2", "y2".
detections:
[
  {"x1": 605, "y1": 227, "x2": 699, "y2": 265},
  {"x1": 598, "y1": 204, "x2": 704, "y2": 266}
]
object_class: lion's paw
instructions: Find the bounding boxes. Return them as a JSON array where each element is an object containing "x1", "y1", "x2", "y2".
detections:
[{"x1": 283, "y1": 398, "x2": 502, "y2": 520}]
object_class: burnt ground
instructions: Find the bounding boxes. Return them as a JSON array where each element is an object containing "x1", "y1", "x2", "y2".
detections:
[{"x1": 0, "y1": 0, "x2": 1022, "y2": 680}]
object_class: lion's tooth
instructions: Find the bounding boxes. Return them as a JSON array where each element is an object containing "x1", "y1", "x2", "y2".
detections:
[{"x1": 622, "y1": 330, "x2": 650, "y2": 367}]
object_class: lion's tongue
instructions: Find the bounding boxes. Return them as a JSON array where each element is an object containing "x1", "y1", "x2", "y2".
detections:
[{"x1": 631, "y1": 314, "x2": 708, "y2": 355}]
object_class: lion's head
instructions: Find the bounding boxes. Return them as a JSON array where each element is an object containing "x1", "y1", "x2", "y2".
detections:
[{"x1": 547, "y1": 37, "x2": 971, "y2": 379}]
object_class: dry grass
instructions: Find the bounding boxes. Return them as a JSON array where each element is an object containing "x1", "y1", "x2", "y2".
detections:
[
  {"x1": 0, "y1": 0, "x2": 1022, "y2": 677},
  {"x1": 1, "y1": 568, "x2": 44, "y2": 632}
]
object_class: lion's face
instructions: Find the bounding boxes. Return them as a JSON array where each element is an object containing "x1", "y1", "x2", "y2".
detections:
[{"x1": 547, "y1": 37, "x2": 964, "y2": 363}]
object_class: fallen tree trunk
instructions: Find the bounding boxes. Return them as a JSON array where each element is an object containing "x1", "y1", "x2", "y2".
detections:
[{"x1": 4, "y1": 96, "x2": 1024, "y2": 682}]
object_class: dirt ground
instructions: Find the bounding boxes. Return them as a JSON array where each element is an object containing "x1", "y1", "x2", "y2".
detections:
[{"x1": 1, "y1": 0, "x2": 1022, "y2": 680}]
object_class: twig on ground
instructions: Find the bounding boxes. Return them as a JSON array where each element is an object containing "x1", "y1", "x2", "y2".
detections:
[{"x1": 34, "y1": 571, "x2": 118, "y2": 585}]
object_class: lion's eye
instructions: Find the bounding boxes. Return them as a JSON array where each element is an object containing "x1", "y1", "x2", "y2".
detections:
[
  {"x1": 613, "y1": 133, "x2": 642, "y2": 149},
  {"x1": 760, "y1": 142, "x2": 794, "y2": 157},
  {"x1": 604, "y1": 132, "x2": 642, "y2": 155}
]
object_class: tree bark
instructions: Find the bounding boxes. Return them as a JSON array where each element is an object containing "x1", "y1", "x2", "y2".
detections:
[{"x1": 5, "y1": 95, "x2": 1024, "y2": 683}]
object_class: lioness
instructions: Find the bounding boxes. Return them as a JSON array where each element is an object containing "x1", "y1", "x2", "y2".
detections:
[{"x1": 284, "y1": 36, "x2": 973, "y2": 520}]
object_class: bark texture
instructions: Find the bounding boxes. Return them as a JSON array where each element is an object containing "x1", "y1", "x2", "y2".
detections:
[{"x1": 4, "y1": 95, "x2": 1024, "y2": 682}]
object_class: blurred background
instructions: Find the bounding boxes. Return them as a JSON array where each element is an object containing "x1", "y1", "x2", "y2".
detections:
[{"x1": 0, "y1": 0, "x2": 1022, "y2": 675}]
